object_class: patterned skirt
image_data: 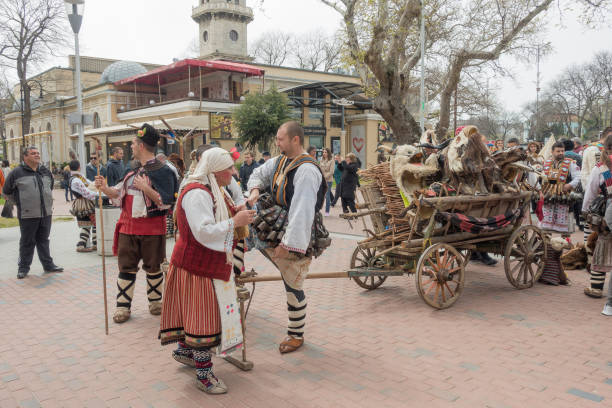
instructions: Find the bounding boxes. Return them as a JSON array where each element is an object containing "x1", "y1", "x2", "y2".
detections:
[
  {"x1": 159, "y1": 264, "x2": 221, "y2": 349},
  {"x1": 540, "y1": 244, "x2": 564, "y2": 285},
  {"x1": 592, "y1": 233, "x2": 612, "y2": 273}
]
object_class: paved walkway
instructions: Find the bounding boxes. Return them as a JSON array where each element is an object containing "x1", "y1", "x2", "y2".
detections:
[{"x1": 0, "y1": 198, "x2": 610, "y2": 407}]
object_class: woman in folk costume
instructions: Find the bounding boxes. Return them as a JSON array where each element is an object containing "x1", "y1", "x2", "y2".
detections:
[
  {"x1": 159, "y1": 147, "x2": 255, "y2": 394},
  {"x1": 582, "y1": 133, "x2": 612, "y2": 310}
]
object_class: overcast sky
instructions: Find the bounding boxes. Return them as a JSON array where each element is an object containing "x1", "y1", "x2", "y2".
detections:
[{"x1": 36, "y1": 0, "x2": 612, "y2": 114}]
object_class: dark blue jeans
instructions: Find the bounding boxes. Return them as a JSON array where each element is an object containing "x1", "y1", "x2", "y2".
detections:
[
  {"x1": 64, "y1": 185, "x2": 74, "y2": 201},
  {"x1": 325, "y1": 182, "x2": 333, "y2": 213}
]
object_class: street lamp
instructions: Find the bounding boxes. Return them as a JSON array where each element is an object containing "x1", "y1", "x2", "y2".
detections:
[{"x1": 65, "y1": 0, "x2": 86, "y2": 170}]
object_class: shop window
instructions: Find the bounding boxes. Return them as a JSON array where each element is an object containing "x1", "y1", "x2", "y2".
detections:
[
  {"x1": 330, "y1": 105, "x2": 342, "y2": 128},
  {"x1": 201, "y1": 87, "x2": 210, "y2": 99},
  {"x1": 308, "y1": 89, "x2": 326, "y2": 128}
]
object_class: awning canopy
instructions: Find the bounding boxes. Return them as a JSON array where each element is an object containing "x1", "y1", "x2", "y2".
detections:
[
  {"x1": 115, "y1": 59, "x2": 265, "y2": 87},
  {"x1": 71, "y1": 115, "x2": 210, "y2": 138},
  {"x1": 280, "y1": 81, "x2": 371, "y2": 109}
]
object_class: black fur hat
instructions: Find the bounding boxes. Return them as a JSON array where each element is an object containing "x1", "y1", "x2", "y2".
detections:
[{"x1": 137, "y1": 123, "x2": 160, "y2": 147}]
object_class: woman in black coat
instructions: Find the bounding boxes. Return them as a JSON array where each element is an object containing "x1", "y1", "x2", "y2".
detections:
[{"x1": 338, "y1": 153, "x2": 360, "y2": 213}]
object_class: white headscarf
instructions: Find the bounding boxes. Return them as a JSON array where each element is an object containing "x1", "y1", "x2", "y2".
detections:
[{"x1": 185, "y1": 147, "x2": 235, "y2": 224}]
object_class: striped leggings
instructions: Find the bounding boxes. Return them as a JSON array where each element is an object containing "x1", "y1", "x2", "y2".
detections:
[
  {"x1": 585, "y1": 226, "x2": 607, "y2": 290},
  {"x1": 264, "y1": 248, "x2": 311, "y2": 338},
  {"x1": 78, "y1": 226, "x2": 96, "y2": 247}
]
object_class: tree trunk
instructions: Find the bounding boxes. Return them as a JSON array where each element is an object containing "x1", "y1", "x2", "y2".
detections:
[
  {"x1": 22, "y1": 82, "x2": 31, "y2": 143},
  {"x1": 436, "y1": 60, "x2": 462, "y2": 140},
  {"x1": 372, "y1": 92, "x2": 421, "y2": 145}
]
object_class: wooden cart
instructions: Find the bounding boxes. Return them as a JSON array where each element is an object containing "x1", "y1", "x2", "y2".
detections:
[{"x1": 342, "y1": 163, "x2": 547, "y2": 309}]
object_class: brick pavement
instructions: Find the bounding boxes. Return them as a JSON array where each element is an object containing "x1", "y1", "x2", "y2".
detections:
[{"x1": 0, "y1": 206, "x2": 611, "y2": 407}]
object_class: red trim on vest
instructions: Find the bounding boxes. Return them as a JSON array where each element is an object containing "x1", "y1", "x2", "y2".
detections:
[
  {"x1": 543, "y1": 158, "x2": 572, "y2": 183},
  {"x1": 170, "y1": 183, "x2": 236, "y2": 280}
]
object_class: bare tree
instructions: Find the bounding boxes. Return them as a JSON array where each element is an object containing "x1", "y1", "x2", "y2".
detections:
[
  {"x1": 0, "y1": 0, "x2": 67, "y2": 141},
  {"x1": 319, "y1": 0, "x2": 608, "y2": 144},
  {"x1": 547, "y1": 64, "x2": 603, "y2": 138},
  {"x1": 293, "y1": 31, "x2": 330, "y2": 71},
  {"x1": 591, "y1": 51, "x2": 612, "y2": 128},
  {"x1": 251, "y1": 31, "x2": 293, "y2": 66}
]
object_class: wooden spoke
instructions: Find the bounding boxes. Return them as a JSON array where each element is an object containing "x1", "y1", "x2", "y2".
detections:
[
  {"x1": 350, "y1": 247, "x2": 388, "y2": 290},
  {"x1": 444, "y1": 282, "x2": 455, "y2": 297},
  {"x1": 424, "y1": 280, "x2": 438, "y2": 295},
  {"x1": 417, "y1": 243, "x2": 464, "y2": 309},
  {"x1": 447, "y1": 266, "x2": 462, "y2": 275},
  {"x1": 524, "y1": 263, "x2": 535, "y2": 283},
  {"x1": 425, "y1": 257, "x2": 440, "y2": 272},
  {"x1": 442, "y1": 250, "x2": 449, "y2": 269}
]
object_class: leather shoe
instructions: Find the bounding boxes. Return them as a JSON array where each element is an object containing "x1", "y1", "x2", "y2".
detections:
[
  {"x1": 17, "y1": 269, "x2": 29, "y2": 279},
  {"x1": 279, "y1": 335, "x2": 304, "y2": 354},
  {"x1": 478, "y1": 252, "x2": 498, "y2": 266},
  {"x1": 44, "y1": 265, "x2": 64, "y2": 273}
]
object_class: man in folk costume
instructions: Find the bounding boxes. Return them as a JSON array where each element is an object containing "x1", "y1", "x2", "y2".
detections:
[
  {"x1": 95, "y1": 124, "x2": 178, "y2": 323},
  {"x1": 68, "y1": 160, "x2": 99, "y2": 252},
  {"x1": 247, "y1": 121, "x2": 327, "y2": 354},
  {"x1": 159, "y1": 148, "x2": 253, "y2": 394},
  {"x1": 539, "y1": 141, "x2": 581, "y2": 236},
  {"x1": 582, "y1": 133, "x2": 612, "y2": 303},
  {"x1": 581, "y1": 128, "x2": 612, "y2": 295}
]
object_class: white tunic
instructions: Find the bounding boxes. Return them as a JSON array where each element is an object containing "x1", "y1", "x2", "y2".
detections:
[
  {"x1": 182, "y1": 188, "x2": 234, "y2": 253},
  {"x1": 248, "y1": 155, "x2": 322, "y2": 254},
  {"x1": 581, "y1": 145, "x2": 601, "y2": 189}
]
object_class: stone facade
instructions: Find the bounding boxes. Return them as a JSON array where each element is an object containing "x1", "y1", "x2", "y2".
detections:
[{"x1": 192, "y1": 0, "x2": 253, "y2": 61}]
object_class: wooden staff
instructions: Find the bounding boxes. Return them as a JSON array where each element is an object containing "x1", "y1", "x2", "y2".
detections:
[{"x1": 92, "y1": 136, "x2": 109, "y2": 335}]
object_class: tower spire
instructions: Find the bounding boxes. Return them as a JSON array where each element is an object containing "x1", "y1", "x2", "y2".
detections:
[{"x1": 192, "y1": 0, "x2": 254, "y2": 61}]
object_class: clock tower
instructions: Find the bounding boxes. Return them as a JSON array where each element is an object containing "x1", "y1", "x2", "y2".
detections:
[{"x1": 192, "y1": 0, "x2": 254, "y2": 61}]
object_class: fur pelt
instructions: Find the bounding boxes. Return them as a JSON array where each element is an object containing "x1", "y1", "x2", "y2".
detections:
[
  {"x1": 389, "y1": 144, "x2": 437, "y2": 201},
  {"x1": 561, "y1": 243, "x2": 587, "y2": 270},
  {"x1": 444, "y1": 126, "x2": 504, "y2": 194},
  {"x1": 419, "y1": 129, "x2": 438, "y2": 146},
  {"x1": 540, "y1": 135, "x2": 556, "y2": 162},
  {"x1": 586, "y1": 231, "x2": 598, "y2": 253}
]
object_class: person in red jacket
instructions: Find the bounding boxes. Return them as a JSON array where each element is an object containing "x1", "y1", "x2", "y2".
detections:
[{"x1": 159, "y1": 147, "x2": 254, "y2": 395}]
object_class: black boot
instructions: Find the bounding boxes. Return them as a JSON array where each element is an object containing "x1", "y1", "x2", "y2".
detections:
[{"x1": 479, "y1": 252, "x2": 497, "y2": 266}]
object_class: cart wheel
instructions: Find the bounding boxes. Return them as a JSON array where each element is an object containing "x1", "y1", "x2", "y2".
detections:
[
  {"x1": 416, "y1": 243, "x2": 465, "y2": 309},
  {"x1": 350, "y1": 246, "x2": 387, "y2": 290},
  {"x1": 504, "y1": 225, "x2": 546, "y2": 289}
]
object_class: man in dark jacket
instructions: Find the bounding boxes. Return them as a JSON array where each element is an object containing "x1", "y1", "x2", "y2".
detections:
[
  {"x1": 105, "y1": 147, "x2": 125, "y2": 187},
  {"x1": 239, "y1": 151, "x2": 259, "y2": 191},
  {"x1": 86, "y1": 153, "x2": 106, "y2": 181},
  {"x1": 2, "y1": 146, "x2": 63, "y2": 278}
]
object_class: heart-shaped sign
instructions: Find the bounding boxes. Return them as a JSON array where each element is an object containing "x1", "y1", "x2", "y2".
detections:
[{"x1": 352, "y1": 137, "x2": 364, "y2": 153}]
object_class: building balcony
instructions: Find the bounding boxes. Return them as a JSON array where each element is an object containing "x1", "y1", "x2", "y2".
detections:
[{"x1": 192, "y1": 3, "x2": 253, "y2": 22}]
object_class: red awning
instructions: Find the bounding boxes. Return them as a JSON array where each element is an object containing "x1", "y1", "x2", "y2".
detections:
[{"x1": 114, "y1": 59, "x2": 264, "y2": 86}]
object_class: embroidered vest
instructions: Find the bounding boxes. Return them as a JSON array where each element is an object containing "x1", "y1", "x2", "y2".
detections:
[
  {"x1": 68, "y1": 174, "x2": 90, "y2": 199},
  {"x1": 170, "y1": 183, "x2": 236, "y2": 280},
  {"x1": 596, "y1": 162, "x2": 612, "y2": 198},
  {"x1": 271, "y1": 154, "x2": 326, "y2": 211},
  {"x1": 543, "y1": 158, "x2": 573, "y2": 184}
]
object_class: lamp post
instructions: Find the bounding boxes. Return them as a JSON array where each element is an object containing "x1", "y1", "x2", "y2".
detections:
[{"x1": 65, "y1": 0, "x2": 85, "y2": 170}]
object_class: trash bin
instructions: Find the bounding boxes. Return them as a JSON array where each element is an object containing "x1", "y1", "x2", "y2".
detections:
[{"x1": 95, "y1": 206, "x2": 121, "y2": 256}]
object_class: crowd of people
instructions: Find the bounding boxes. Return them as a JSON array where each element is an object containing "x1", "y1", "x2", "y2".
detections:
[{"x1": 1, "y1": 121, "x2": 612, "y2": 395}]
